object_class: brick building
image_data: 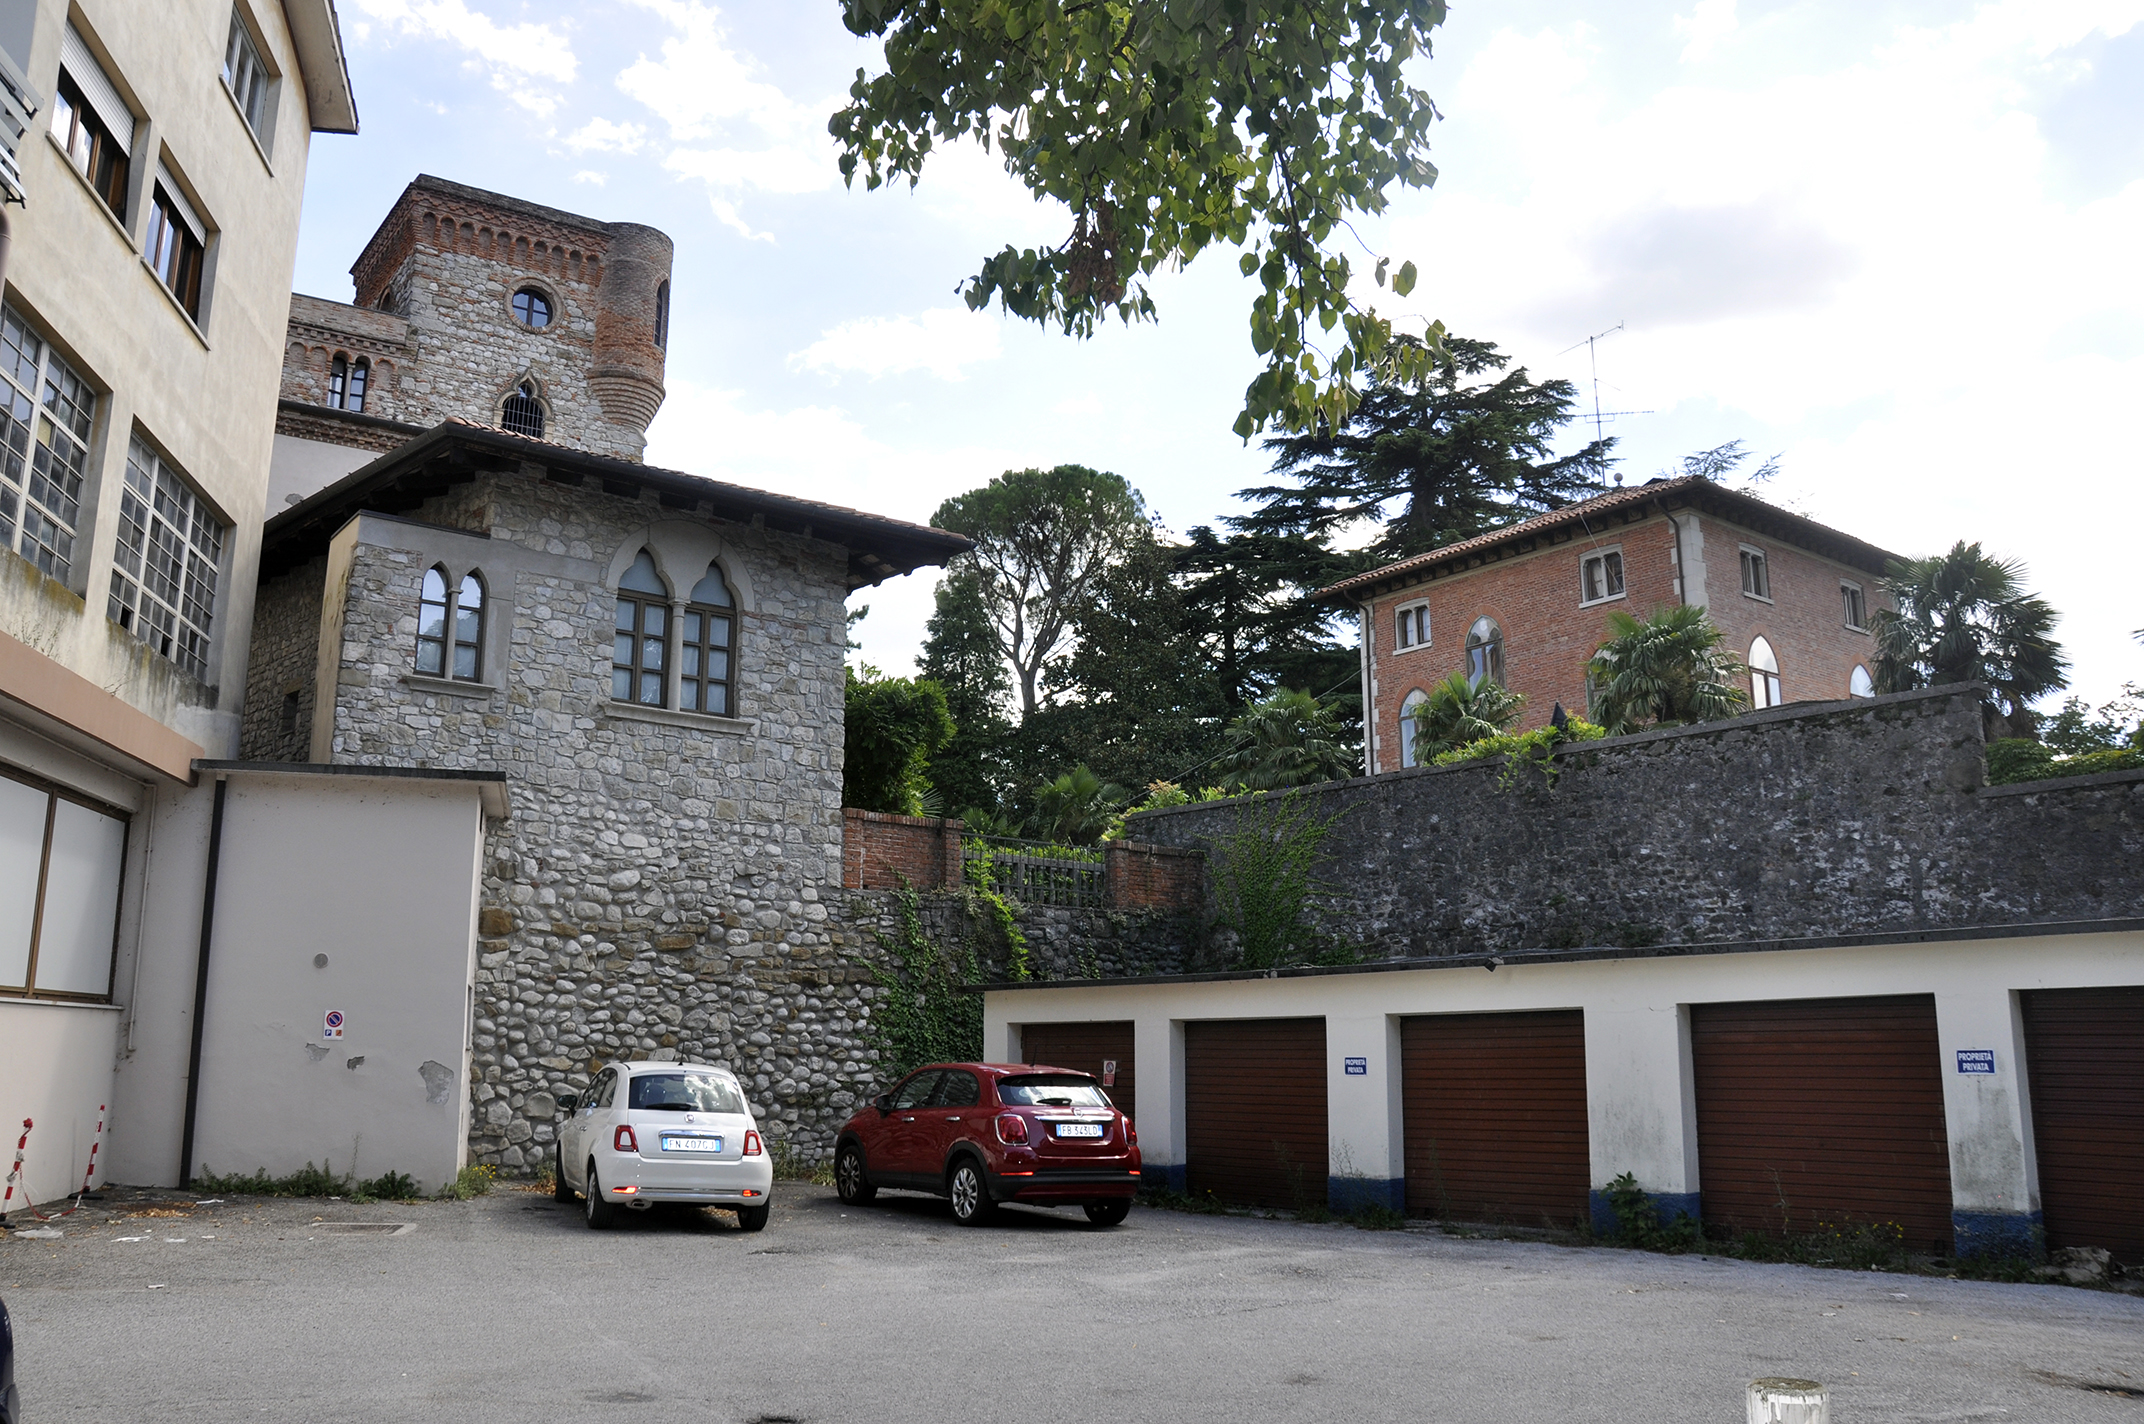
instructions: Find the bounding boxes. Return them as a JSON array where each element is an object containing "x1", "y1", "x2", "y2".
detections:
[
  {"x1": 269, "y1": 174, "x2": 672, "y2": 509},
  {"x1": 1315, "y1": 476, "x2": 1899, "y2": 774}
]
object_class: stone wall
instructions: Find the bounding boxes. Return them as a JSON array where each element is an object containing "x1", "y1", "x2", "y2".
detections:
[
  {"x1": 843, "y1": 889, "x2": 1210, "y2": 991},
  {"x1": 237, "y1": 555, "x2": 325, "y2": 763},
  {"x1": 314, "y1": 468, "x2": 863, "y2": 1166},
  {"x1": 1129, "y1": 686, "x2": 2144, "y2": 960}
]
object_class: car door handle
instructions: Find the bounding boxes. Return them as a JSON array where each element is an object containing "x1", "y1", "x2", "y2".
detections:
[
  {"x1": 943, "y1": 1115, "x2": 961, "y2": 1122},
  {"x1": 899, "y1": 1115, "x2": 916, "y2": 1122}
]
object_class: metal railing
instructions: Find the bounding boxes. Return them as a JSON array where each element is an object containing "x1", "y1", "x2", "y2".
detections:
[{"x1": 963, "y1": 835, "x2": 1105, "y2": 909}]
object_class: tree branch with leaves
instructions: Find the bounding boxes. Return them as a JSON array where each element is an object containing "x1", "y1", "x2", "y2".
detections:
[{"x1": 832, "y1": 0, "x2": 1450, "y2": 435}]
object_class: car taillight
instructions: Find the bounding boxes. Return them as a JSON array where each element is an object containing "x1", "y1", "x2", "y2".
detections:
[
  {"x1": 743, "y1": 1130, "x2": 763, "y2": 1156},
  {"x1": 1125, "y1": 1117, "x2": 1137, "y2": 1146},
  {"x1": 614, "y1": 1125, "x2": 638, "y2": 1153},
  {"x1": 995, "y1": 1112, "x2": 1028, "y2": 1144}
]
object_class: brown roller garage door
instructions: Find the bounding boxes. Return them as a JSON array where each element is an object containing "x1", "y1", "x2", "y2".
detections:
[
  {"x1": 1401, "y1": 1011, "x2": 1590, "y2": 1226},
  {"x1": 2022, "y1": 986, "x2": 2144, "y2": 1267},
  {"x1": 1185, "y1": 1018, "x2": 1327, "y2": 1209},
  {"x1": 1692, "y1": 996, "x2": 1953, "y2": 1253},
  {"x1": 1017, "y1": 1021, "x2": 1137, "y2": 1121}
]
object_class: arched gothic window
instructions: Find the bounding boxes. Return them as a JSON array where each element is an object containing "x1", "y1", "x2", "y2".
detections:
[
  {"x1": 613, "y1": 550, "x2": 669, "y2": 706},
  {"x1": 416, "y1": 567, "x2": 486, "y2": 681},
  {"x1": 1750, "y1": 636, "x2": 1782, "y2": 709},
  {"x1": 679, "y1": 561, "x2": 734, "y2": 715},
  {"x1": 1465, "y1": 616, "x2": 1504, "y2": 688},
  {"x1": 346, "y1": 357, "x2": 368, "y2": 413},
  {"x1": 654, "y1": 280, "x2": 670, "y2": 350},
  {"x1": 1399, "y1": 687, "x2": 1428, "y2": 768},
  {"x1": 1849, "y1": 663, "x2": 1874, "y2": 699},
  {"x1": 501, "y1": 380, "x2": 544, "y2": 439}
]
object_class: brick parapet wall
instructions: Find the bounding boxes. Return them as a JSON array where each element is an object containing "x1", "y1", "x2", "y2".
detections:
[
  {"x1": 843, "y1": 809, "x2": 965, "y2": 891},
  {"x1": 1128, "y1": 686, "x2": 2144, "y2": 959},
  {"x1": 1104, "y1": 840, "x2": 1208, "y2": 910}
]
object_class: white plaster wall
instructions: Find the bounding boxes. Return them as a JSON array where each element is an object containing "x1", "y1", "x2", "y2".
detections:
[
  {"x1": 985, "y1": 930, "x2": 2144, "y2": 1212},
  {"x1": 0, "y1": 1000, "x2": 121, "y2": 1207},
  {"x1": 267, "y1": 433, "x2": 376, "y2": 511},
  {"x1": 185, "y1": 772, "x2": 486, "y2": 1193}
]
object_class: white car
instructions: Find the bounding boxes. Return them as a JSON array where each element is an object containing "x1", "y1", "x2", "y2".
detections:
[{"x1": 553, "y1": 1060, "x2": 774, "y2": 1230}]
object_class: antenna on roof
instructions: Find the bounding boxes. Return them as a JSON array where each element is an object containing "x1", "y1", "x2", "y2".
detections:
[{"x1": 1556, "y1": 322, "x2": 1653, "y2": 485}]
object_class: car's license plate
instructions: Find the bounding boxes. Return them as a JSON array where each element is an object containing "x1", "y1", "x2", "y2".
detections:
[
  {"x1": 1055, "y1": 1123, "x2": 1104, "y2": 1138},
  {"x1": 661, "y1": 1135, "x2": 722, "y2": 1153}
]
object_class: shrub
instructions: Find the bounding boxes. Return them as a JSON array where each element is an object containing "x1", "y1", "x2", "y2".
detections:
[{"x1": 1985, "y1": 738, "x2": 2055, "y2": 785}]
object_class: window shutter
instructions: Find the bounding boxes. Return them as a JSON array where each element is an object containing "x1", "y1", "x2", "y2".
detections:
[
  {"x1": 156, "y1": 165, "x2": 206, "y2": 243},
  {"x1": 61, "y1": 25, "x2": 133, "y2": 156}
]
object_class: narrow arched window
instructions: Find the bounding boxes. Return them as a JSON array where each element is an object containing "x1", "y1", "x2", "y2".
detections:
[
  {"x1": 453, "y1": 573, "x2": 484, "y2": 679},
  {"x1": 1750, "y1": 636, "x2": 1782, "y2": 709},
  {"x1": 680, "y1": 561, "x2": 735, "y2": 715},
  {"x1": 1849, "y1": 664, "x2": 1874, "y2": 699},
  {"x1": 613, "y1": 549, "x2": 669, "y2": 706},
  {"x1": 416, "y1": 566, "x2": 449, "y2": 675},
  {"x1": 346, "y1": 357, "x2": 369, "y2": 413},
  {"x1": 1465, "y1": 617, "x2": 1504, "y2": 688},
  {"x1": 502, "y1": 380, "x2": 544, "y2": 439},
  {"x1": 654, "y1": 280, "x2": 670, "y2": 350},
  {"x1": 1399, "y1": 687, "x2": 1428, "y2": 768},
  {"x1": 328, "y1": 354, "x2": 348, "y2": 408}
]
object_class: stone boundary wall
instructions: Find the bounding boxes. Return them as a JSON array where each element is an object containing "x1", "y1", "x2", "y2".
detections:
[{"x1": 1126, "y1": 686, "x2": 2144, "y2": 959}]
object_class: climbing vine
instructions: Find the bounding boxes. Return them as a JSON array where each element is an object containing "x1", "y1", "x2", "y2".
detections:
[
  {"x1": 862, "y1": 887, "x2": 983, "y2": 1074},
  {"x1": 1211, "y1": 791, "x2": 1356, "y2": 970},
  {"x1": 961, "y1": 841, "x2": 1032, "y2": 982}
]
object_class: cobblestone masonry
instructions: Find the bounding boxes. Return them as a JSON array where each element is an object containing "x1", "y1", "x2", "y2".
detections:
[
  {"x1": 1129, "y1": 685, "x2": 2144, "y2": 961},
  {"x1": 239, "y1": 554, "x2": 325, "y2": 763}
]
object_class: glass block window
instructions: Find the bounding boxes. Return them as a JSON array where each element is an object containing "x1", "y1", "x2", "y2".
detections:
[
  {"x1": 0, "y1": 307, "x2": 95, "y2": 583},
  {"x1": 680, "y1": 561, "x2": 735, "y2": 715},
  {"x1": 612, "y1": 549, "x2": 668, "y2": 706},
  {"x1": 109, "y1": 436, "x2": 224, "y2": 681}
]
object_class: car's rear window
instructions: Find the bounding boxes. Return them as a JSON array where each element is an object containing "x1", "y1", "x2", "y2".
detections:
[
  {"x1": 629, "y1": 1072, "x2": 747, "y2": 1113},
  {"x1": 998, "y1": 1075, "x2": 1111, "y2": 1107}
]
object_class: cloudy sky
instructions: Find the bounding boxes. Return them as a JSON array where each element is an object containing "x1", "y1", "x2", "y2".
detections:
[{"x1": 298, "y1": 0, "x2": 2143, "y2": 707}]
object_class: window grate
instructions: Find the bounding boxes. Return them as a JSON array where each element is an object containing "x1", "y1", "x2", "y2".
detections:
[
  {"x1": 502, "y1": 380, "x2": 544, "y2": 438},
  {"x1": 109, "y1": 436, "x2": 223, "y2": 682},
  {"x1": 0, "y1": 306, "x2": 92, "y2": 583}
]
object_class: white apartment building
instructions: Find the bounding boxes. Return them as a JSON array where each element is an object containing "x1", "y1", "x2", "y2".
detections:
[{"x1": 0, "y1": 0, "x2": 357, "y2": 1207}]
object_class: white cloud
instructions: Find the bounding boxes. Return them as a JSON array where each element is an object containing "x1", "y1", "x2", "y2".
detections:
[
  {"x1": 565, "y1": 117, "x2": 647, "y2": 154},
  {"x1": 350, "y1": 0, "x2": 576, "y2": 114},
  {"x1": 789, "y1": 309, "x2": 1004, "y2": 383},
  {"x1": 1674, "y1": 0, "x2": 1738, "y2": 62},
  {"x1": 572, "y1": 170, "x2": 607, "y2": 186}
]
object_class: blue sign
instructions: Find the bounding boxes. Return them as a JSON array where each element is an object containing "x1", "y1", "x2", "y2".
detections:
[
  {"x1": 1343, "y1": 1057, "x2": 1368, "y2": 1076},
  {"x1": 1956, "y1": 1049, "x2": 1996, "y2": 1075}
]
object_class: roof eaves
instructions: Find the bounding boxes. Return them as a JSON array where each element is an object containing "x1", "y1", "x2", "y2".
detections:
[{"x1": 283, "y1": 0, "x2": 358, "y2": 134}]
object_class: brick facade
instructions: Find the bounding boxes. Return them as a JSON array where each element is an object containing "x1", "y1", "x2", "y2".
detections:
[
  {"x1": 276, "y1": 175, "x2": 672, "y2": 464},
  {"x1": 1104, "y1": 841, "x2": 1208, "y2": 910},
  {"x1": 1333, "y1": 478, "x2": 1898, "y2": 772},
  {"x1": 842, "y1": 809, "x2": 967, "y2": 890}
]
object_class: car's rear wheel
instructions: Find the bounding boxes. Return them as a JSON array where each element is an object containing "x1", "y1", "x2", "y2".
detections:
[
  {"x1": 947, "y1": 1159, "x2": 995, "y2": 1226},
  {"x1": 835, "y1": 1144, "x2": 876, "y2": 1205},
  {"x1": 1083, "y1": 1198, "x2": 1131, "y2": 1227},
  {"x1": 584, "y1": 1161, "x2": 617, "y2": 1230},
  {"x1": 735, "y1": 1202, "x2": 770, "y2": 1232},
  {"x1": 553, "y1": 1142, "x2": 575, "y2": 1203}
]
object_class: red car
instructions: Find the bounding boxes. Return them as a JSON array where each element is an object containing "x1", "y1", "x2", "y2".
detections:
[{"x1": 834, "y1": 1062, "x2": 1141, "y2": 1226}]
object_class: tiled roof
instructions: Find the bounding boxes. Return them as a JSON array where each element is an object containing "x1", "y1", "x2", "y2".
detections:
[{"x1": 1311, "y1": 475, "x2": 1900, "y2": 603}]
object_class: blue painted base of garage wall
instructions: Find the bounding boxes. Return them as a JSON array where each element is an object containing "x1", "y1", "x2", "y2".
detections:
[
  {"x1": 1158, "y1": 1163, "x2": 1187, "y2": 1194},
  {"x1": 1329, "y1": 1177, "x2": 1405, "y2": 1214},
  {"x1": 1589, "y1": 1189, "x2": 1701, "y2": 1238},
  {"x1": 1952, "y1": 1210, "x2": 2043, "y2": 1259}
]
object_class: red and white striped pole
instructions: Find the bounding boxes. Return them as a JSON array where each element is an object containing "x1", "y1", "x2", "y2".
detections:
[
  {"x1": 1, "y1": 1117, "x2": 30, "y2": 1222},
  {"x1": 78, "y1": 1104, "x2": 104, "y2": 1195}
]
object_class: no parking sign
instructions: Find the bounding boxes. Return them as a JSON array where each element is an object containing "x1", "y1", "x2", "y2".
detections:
[{"x1": 323, "y1": 1009, "x2": 345, "y2": 1040}]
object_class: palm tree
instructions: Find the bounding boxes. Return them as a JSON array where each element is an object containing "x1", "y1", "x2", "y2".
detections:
[
  {"x1": 1210, "y1": 688, "x2": 1358, "y2": 792},
  {"x1": 1409, "y1": 671, "x2": 1526, "y2": 764},
  {"x1": 1030, "y1": 765, "x2": 1129, "y2": 845},
  {"x1": 1587, "y1": 605, "x2": 1748, "y2": 736},
  {"x1": 1870, "y1": 542, "x2": 2069, "y2": 740}
]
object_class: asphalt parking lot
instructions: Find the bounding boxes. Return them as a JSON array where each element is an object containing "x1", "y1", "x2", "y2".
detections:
[{"x1": 4, "y1": 1182, "x2": 2141, "y2": 1423}]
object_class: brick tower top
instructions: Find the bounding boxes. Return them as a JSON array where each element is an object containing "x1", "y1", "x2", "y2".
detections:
[{"x1": 279, "y1": 175, "x2": 672, "y2": 466}]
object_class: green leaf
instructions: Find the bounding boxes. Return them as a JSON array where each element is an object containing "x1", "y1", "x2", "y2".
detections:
[{"x1": 1392, "y1": 260, "x2": 1418, "y2": 297}]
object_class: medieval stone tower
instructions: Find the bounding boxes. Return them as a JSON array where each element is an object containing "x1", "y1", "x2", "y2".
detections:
[{"x1": 274, "y1": 176, "x2": 673, "y2": 492}]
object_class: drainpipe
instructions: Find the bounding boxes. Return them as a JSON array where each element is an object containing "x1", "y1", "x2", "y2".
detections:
[{"x1": 177, "y1": 775, "x2": 229, "y2": 1187}]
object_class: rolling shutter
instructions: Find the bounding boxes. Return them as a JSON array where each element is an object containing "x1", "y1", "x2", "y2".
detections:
[
  {"x1": 1185, "y1": 1017, "x2": 1326, "y2": 1209},
  {"x1": 1692, "y1": 996, "x2": 1953, "y2": 1253},
  {"x1": 1401, "y1": 1011, "x2": 1590, "y2": 1226},
  {"x1": 62, "y1": 25, "x2": 133, "y2": 154},
  {"x1": 1017, "y1": 1020, "x2": 1136, "y2": 1122},
  {"x1": 2021, "y1": 987, "x2": 2144, "y2": 1267}
]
